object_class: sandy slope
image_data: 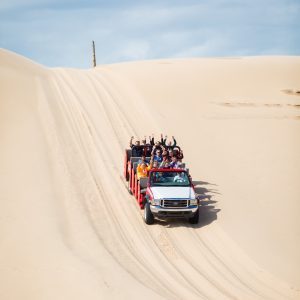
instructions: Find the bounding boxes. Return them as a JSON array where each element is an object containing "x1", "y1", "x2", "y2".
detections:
[{"x1": 0, "y1": 49, "x2": 299, "y2": 300}]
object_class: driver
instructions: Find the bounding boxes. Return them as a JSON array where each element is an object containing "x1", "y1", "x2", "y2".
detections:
[{"x1": 173, "y1": 172, "x2": 185, "y2": 183}]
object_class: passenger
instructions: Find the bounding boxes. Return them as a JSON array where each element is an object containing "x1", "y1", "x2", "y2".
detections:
[
  {"x1": 162, "y1": 149, "x2": 168, "y2": 157},
  {"x1": 140, "y1": 156, "x2": 156, "y2": 170},
  {"x1": 172, "y1": 147, "x2": 184, "y2": 161},
  {"x1": 151, "y1": 135, "x2": 164, "y2": 153},
  {"x1": 173, "y1": 172, "x2": 185, "y2": 183},
  {"x1": 138, "y1": 155, "x2": 149, "y2": 165},
  {"x1": 151, "y1": 172, "x2": 164, "y2": 183},
  {"x1": 173, "y1": 147, "x2": 183, "y2": 159},
  {"x1": 168, "y1": 149, "x2": 174, "y2": 160},
  {"x1": 152, "y1": 171, "x2": 162, "y2": 183},
  {"x1": 169, "y1": 156, "x2": 180, "y2": 169},
  {"x1": 160, "y1": 161, "x2": 171, "y2": 169},
  {"x1": 141, "y1": 137, "x2": 153, "y2": 156},
  {"x1": 177, "y1": 149, "x2": 184, "y2": 161},
  {"x1": 130, "y1": 136, "x2": 144, "y2": 157},
  {"x1": 162, "y1": 134, "x2": 177, "y2": 150},
  {"x1": 155, "y1": 172, "x2": 165, "y2": 183},
  {"x1": 177, "y1": 162, "x2": 185, "y2": 169},
  {"x1": 159, "y1": 154, "x2": 170, "y2": 168},
  {"x1": 152, "y1": 148, "x2": 163, "y2": 163},
  {"x1": 136, "y1": 162, "x2": 151, "y2": 179},
  {"x1": 151, "y1": 160, "x2": 159, "y2": 169},
  {"x1": 155, "y1": 143, "x2": 164, "y2": 153},
  {"x1": 151, "y1": 139, "x2": 165, "y2": 156}
]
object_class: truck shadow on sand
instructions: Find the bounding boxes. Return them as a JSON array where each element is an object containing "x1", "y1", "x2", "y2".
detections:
[
  {"x1": 194, "y1": 180, "x2": 221, "y2": 228},
  {"x1": 156, "y1": 180, "x2": 221, "y2": 228}
]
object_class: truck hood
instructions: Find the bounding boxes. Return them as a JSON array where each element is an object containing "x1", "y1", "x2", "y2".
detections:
[{"x1": 150, "y1": 187, "x2": 195, "y2": 199}]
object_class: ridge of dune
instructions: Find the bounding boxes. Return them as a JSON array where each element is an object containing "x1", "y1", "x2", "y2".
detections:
[
  {"x1": 0, "y1": 48, "x2": 46, "y2": 73},
  {"x1": 0, "y1": 50, "x2": 299, "y2": 299}
]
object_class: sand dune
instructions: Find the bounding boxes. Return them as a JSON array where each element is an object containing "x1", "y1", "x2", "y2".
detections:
[{"x1": 0, "y1": 49, "x2": 299, "y2": 299}]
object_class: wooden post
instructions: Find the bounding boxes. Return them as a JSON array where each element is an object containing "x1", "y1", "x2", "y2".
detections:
[{"x1": 92, "y1": 40, "x2": 96, "y2": 67}]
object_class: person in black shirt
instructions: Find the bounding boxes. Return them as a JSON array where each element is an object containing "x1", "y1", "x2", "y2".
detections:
[
  {"x1": 142, "y1": 137, "x2": 153, "y2": 156},
  {"x1": 129, "y1": 136, "x2": 144, "y2": 157},
  {"x1": 161, "y1": 134, "x2": 177, "y2": 151},
  {"x1": 173, "y1": 147, "x2": 184, "y2": 161}
]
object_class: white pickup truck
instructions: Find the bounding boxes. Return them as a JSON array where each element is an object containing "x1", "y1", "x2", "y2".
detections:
[
  {"x1": 143, "y1": 169, "x2": 199, "y2": 224},
  {"x1": 124, "y1": 147, "x2": 199, "y2": 225}
]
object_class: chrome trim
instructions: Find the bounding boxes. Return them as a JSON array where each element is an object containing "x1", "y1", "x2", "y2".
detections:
[
  {"x1": 150, "y1": 205, "x2": 198, "y2": 214},
  {"x1": 160, "y1": 198, "x2": 196, "y2": 208},
  {"x1": 161, "y1": 198, "x2": 191, "y2": 200}
]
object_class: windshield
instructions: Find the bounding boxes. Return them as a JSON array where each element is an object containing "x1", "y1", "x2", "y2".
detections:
[{"x1": 150, "y1": 171, "x2": 191, "y2": 187}]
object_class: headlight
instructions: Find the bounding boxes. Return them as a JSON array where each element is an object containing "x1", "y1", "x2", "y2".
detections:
[
  {"x1": 190, "y1": 199, "x2": 198, "y2": 205},
  {"x1": 150, "y1": 199, "x2": 161, "y2": 206}
]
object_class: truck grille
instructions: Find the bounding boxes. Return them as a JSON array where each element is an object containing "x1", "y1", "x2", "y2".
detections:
[{"x1": 161, "y1": 199, "x2": 189, "y2": 208}]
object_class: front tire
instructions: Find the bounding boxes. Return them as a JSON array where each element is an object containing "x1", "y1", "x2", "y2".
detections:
[
  {"x1": 189, "y1": 208, "x2": 199, "y2": 224},
  {"x1": 144, "y1": 202, "x2": 154, "y2": 225}
]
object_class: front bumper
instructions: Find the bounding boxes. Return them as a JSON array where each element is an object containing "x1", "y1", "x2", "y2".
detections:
[{"x1": 150, "y1": 205, "x2": 198, "y2": 218}]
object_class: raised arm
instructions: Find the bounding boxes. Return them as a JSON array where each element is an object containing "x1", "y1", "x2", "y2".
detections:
[
  {"x1": 160, "y1": 133, "x2": 165, "y2": 145},
  {"x1": 172, "y1": 136, "x2": 177, "y2": 147},
  {"x1": 129, "y1": 136, "x2": 134, "y2": 148},
  {"x1": 163, "y1": 135, "x2": 167, "y2": 146},
  {"x1": 151, "y1": 145, "x2": 156, "y2": 156},
  {"x1": 149, "y1": 134, "x2": 155, "y2": 146},
  {"x1": 149, "y1": 155, "x2": 154, "y2": 168}
]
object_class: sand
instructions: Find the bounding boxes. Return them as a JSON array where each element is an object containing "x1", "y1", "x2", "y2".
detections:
[{"x1": 0, "y1": 48, "x2": 299, "y2": 299}]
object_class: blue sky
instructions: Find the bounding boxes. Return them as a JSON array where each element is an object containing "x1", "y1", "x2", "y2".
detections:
[{"x1": 0, "y1": 0, "x2": 299, "y2": 68}]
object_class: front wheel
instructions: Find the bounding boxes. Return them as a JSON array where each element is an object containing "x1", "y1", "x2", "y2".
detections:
[
  {"x1": 189, "y1": 208, "x2": 199, "y2": 224},
  {"x1": 144, "y1": 202, "x2": 154, "y2": 225}
]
